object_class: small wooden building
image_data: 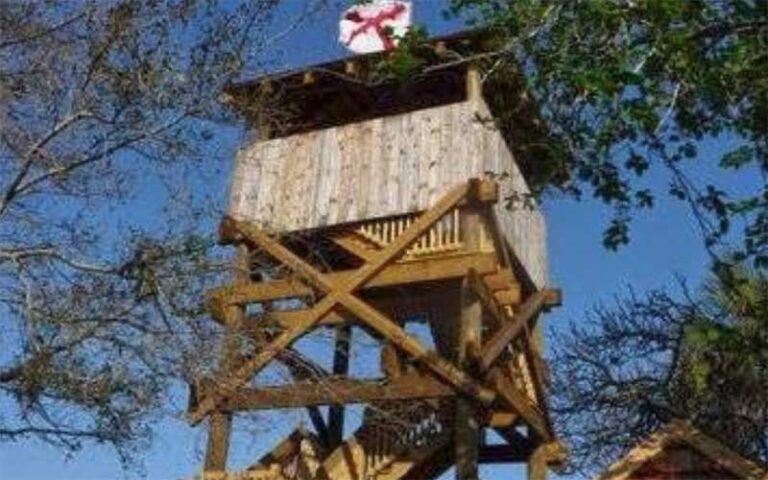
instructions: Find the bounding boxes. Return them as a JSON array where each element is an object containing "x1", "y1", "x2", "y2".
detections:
[
  {"x1": 224, "y1": 29, "x2": 561, "y2": 289},
  {"x1": 597, "y1": 420, "x2": 767, "y2": 480}
]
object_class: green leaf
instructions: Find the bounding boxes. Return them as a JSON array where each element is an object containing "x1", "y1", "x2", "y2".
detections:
[
  {"x1": 720, "y1": 146, "x2": 754, "y2": 170},
  {"x1": 625, "y1": 152, "x2": 649, "y2": 176}
]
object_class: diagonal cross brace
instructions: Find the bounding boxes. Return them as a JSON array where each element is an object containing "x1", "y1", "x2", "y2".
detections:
[
  {"x1": 466, "y1": 269, "x2": 558, "y2": 440},
  {"x1": 189, "y1": 180, "x2": 498, "y2": 424},
  {"x1": 466, "y1": 267, "x2": 554, "y2": 372},
  {"x1": 479, "y1": 290, "x2": 551, "y2": 371}
]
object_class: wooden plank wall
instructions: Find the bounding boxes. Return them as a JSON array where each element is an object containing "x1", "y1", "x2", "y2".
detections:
[{"x1": 229, "y1": 99, "x2": 547, "y2": 287}]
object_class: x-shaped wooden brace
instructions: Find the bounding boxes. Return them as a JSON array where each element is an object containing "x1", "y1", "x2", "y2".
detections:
[
  {"x1": 465, "y1": 268, "x2": 560, "y2": 440},
  {"x1": 189, "y1": 179, "x2": 502, "y2": 424}
]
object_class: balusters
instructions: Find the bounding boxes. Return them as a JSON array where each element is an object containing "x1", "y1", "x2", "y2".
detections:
[
  {"x1": 355, "y1": 402, "x2": 453, "y2": 478},
  {"x1": 355, "y1": 208, "x2": 466, "y2": 260},
  {"x1": 453, "y1": 208, "x2": 461, "y2": 249}
]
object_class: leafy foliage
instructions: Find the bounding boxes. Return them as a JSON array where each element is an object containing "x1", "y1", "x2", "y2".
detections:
[
  {"x1": 373, "y1": 25, "x2": 431, "y2": 81},
  {"x1": 0, "y1": 0, "x2": 280, "y2": 464},
  {"x1": 552, "y1": 268, "x2": 768, "y2": 472},
  {"x1": 443, "y1": 0, "x2": 767, "y2": 264}
]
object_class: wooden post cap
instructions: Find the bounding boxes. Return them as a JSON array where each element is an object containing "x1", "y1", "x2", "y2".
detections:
[
  {"x1": 219, "y1": 217, "x2": 243, "y2": 245},
  {"x1": 468, "y1": 178, "x2": 499, "y2": 204}
]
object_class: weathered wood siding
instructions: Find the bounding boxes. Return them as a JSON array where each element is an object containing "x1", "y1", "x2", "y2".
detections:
[{"x1": 229, "y1": 98, "x2": 547, "y2": 286}]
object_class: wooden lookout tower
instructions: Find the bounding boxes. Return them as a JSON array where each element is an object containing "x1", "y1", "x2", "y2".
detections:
[{"x1": 189, "y1": 30, "x2": 566, "y2": 480}]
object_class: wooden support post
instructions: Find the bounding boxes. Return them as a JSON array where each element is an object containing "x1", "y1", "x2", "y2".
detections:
[
  {"x1": 455, "y1": 210, "x2": 483, "y2": 480},
  {"x1": 480, "y1": 290, "x2": 549, "y2": 371},
  {"x1": 466, "y1": 64, "x2": 483, "y2": 104},
  {"x1": 328, "y1": 324, "x2": 351, "y2": 448},
  {"x1": 528, "y1": 442, "x2": 566, "y2": 480},
  {"x1": 204, "y1": 412, "x2": 232, "y2": 471},
  {"x1": 207, "y1": 252, "x2": 498, "y2": 306},
  {"x1": 306, "y1": 406, "x2": 330, "y2": 448},
  {"x1": 203, "y1": 244, "x2": 249, "y2": 470},
  {"x1": 528, "y1": 445, "x2": 548, "y2": 480},
  {"x1": 488, "y1": 368, "x2": 550, "y2": 441}
]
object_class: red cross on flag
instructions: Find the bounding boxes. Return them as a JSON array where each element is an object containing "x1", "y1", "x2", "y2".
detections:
[{"x1": 339, "y1": 1, "x2": 412, "y2": 54}]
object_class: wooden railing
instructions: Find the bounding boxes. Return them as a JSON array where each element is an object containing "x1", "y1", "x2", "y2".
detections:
[{"x1": 356, "y1": 208, "x2": 464, "y2": 259}]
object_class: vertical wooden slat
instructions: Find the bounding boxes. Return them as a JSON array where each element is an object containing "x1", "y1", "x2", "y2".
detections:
[
  {"x1": 231, "y1": 97, "x2": 547, "y2": 285},
  {"x1": 335, "y1": 124, "x2": 354, "y2": 223}
]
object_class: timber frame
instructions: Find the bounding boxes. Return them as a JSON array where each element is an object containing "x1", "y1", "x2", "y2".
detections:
[{"x1": 190, "y1": 178, "x2": 565, "y2": 480}]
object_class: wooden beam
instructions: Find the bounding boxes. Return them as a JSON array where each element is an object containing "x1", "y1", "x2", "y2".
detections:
[
  {"x1": 470, "y1": 176, "x2": 499, "y2": 204},
  {"x1": 494, "y1": 287, "x2": 522, "y2": 306},
  {"x1": 466, "y1": 64, "x2": 482, "y2": 103},
  {"x1": 528, "y1": 348, "x2": 551, "y2": 389},
  {"x1": 191, "y1": 182, "x2": 481, "y2": 423},
  {"x1": 487, "y1": 411, "x2": 518, "y2": 428},
  {"x1": 481, "y1": 199, "x2": 511, "y2": 254},
  {"x1": 189, "y1": 323, "x2": 312, "y2": 424},
  {"x1": 456, "y1": 222, "x2": 483, "y2": 480},
  {"x1": 468, "y1": 269, "x2": 558, "y2": 441},
  {"x1": 521, "y1": 334, "x2": 554, "y2": 435},
  {"x1": 328, "y1": 324, "x2": 351, "y2": 448},
  {"x1": 202, "y1": 244, "x2": 249, "y2": 470},
  {"x1": 466, "y1": 268, "x2": 507, "y2": 329},
  {"x1": 489, "y1": 368, "x2": 550, "y2": 441},
  {"x1": 207, "y1": 278, "x2": 312, "y2": 311},
  {"x1": 261, "y1": 309, "x2": 350, "y2": 329},
  {"x1": 203, "y1": 413, "x2": 231, "y2": 471},
  {"x1": 528, "y1": 442, "x2": 567, "y2": 480},
  {"x1": 453, "y1": 205, "x2": 480, "y2": 480},
  {"x1": 480, "y1": 290, "x2": 550, "y2": 372},
  {"x1": 544, "y1": 288, "x2": 562, "y2": 308},
  {"x1": 219, "y1": 374, "x2": 455, "y2": 410},
  {"x1": 332, "y1": 234, "x2": 377, "y2": 262},
  {"x1": 483, "y1": 269, "x2": 516, "y2": 291},
  {"x1": 336, "y1": 292, "x2": 497, "y2": 405},
  {"x1": 207, "y1": 252, "x2": 498, "y2": 306},
  {"x1": 478, "y1": 444, "x2": 531, "y2": 464},
  {"x1": 380, "y1": 343, "x2": 403, "y2": 379}
]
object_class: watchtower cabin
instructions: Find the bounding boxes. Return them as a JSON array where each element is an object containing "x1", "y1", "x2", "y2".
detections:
[{"x1": 190, "y1": 30, "x2": 565, "y2": 480}]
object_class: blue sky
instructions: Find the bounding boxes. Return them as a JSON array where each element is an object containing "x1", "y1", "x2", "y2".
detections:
[{"x1": 0, "y1": 1, "x2": 743, "y2": 479}]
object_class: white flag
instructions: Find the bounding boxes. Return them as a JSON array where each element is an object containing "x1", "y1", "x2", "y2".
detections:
[{"x1": 339, "y1": 1, "x2": 412, "y2": 54}]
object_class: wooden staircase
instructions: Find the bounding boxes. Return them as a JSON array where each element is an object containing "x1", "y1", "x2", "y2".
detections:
[
  {"x1": 244, "y1": 402, "x2": 453, "y2": 480},
  {"x1": 319, "y1": 402, "x2": 451, "y2": 480}
]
